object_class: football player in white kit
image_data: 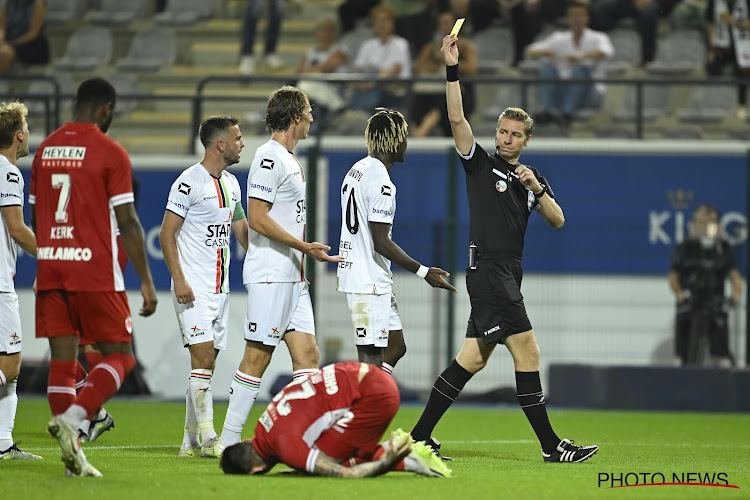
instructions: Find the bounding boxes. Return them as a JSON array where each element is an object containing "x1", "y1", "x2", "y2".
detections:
[
  {"x1": 159, "y1": 116, "x2": 249, "y2": 458},
  {"x1": 0, "y1": 101, "x2": 41, "y2": 460},
  {"x1": 205, "y1": 86, "x2": 343, "y2": 458},
  {"x1": 337, "y1": 108, "x2": 456, "y2": 374}
]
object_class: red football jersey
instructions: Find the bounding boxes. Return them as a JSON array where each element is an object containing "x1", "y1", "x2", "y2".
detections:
[
  {"x1": 252, "y1": 361, "x2": 399, "y2": 473},
  {"x1": 30, "y1": 123, "x2": 134, "y2": 291}
]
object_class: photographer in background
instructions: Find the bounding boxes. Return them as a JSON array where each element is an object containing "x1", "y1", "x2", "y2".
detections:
[{"x1": 668, "y1": 204, "x2": 743, "y2": 368}]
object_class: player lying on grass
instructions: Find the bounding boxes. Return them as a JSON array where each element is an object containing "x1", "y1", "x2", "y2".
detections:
[{"x1": 220, "y1": 361, "x2": 452, "y2": 478}]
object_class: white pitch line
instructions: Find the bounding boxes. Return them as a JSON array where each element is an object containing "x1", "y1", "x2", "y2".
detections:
[{"x1": 24, "y1": 444, "x2": 175, "y2": 452}]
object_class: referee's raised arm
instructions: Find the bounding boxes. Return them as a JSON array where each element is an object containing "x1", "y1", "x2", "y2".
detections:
[{"x1": 442, "y1": 34, "x2": 474, "y2": 156}]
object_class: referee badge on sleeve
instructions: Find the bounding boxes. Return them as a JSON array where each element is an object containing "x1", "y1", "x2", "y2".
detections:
[{"x1": 527, "y1": 190, "x2": 535, "y2": 211}]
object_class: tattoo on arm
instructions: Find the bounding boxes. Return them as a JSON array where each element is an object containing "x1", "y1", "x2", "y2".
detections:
[{"x1": 313, "y1": 452, "x2": 388, "y2": 478}]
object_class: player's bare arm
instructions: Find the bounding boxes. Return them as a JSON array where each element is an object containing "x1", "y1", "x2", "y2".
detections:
[
  {"x1": 442, "y1": 34, "x2": 474, "y2": 156},
  {"x1": 1, "y1": 205, "x2": 36, "y2": 255},
  {"x1": 158, "y1": 210, "x2": 195, "y2": 304},
  {"x1": 370, "y1": 222, "x2": 457, "y2": 292},
  {"x1": 514, "y1": 166, "x2": 564, "y2": 229},
  {"x1": 311, "y1": 431, "x2": 412, "y2": 478},
  {"x1": 248, "y1": 197, "x2": 343, "y2": 263},
  {"x1": 232, "y1": 217, "x2": 249, "y2": 251},
  {"x1": 115, "y1": 202, "x2": 158, "y2": 316}
]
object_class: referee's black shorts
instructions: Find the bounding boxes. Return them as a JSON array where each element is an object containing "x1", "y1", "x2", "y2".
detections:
[{"x1": 465, "y1": 257, "x2": 532, "y2": 345}]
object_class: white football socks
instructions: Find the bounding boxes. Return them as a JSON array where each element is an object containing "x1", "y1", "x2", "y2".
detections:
[
  {"x1": 0, "y1": 378, "x2": 17, "y2": 451},
  {"x1": 189, "y1": 369, "x2": 216, "y2": 441},
  {"x1": 220, "y1": 370, "x2": 260, "y2": 447},
  {"x1": 182, "y1": 385, "x2": 200, "y2": 449}
]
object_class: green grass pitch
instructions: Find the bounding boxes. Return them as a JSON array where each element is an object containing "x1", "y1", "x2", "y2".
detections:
[{"x1": 4, "y1": 398, "x2": 749, "y2": 499}]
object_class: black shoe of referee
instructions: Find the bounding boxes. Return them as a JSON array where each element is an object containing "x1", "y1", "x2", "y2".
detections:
[{"x1": 542, "y1": 439, "x2": 598, "y2": 463}]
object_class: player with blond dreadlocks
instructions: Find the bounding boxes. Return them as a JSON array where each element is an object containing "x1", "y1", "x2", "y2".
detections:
[{"x1": 336, "y1": 108, "x2": 457, "y2": 373}]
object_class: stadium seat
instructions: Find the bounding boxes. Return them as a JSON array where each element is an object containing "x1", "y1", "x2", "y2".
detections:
[
  {"x1": 154, "y1": 0, "x2": 217, "y2": 26},
  {"x1": 605, "y1": 28, "x2": 640, "y2": 76},
  {"x1": 116, "y1": 28, "x2": 177, "y2": 72},
  {"x1": 45, "y1": 0, "x2": 86, "y2": 24},
  {"x1": 472, "y1": 26, "x2": 514, "y2": 74},
  {"x1": 109, "y1": 74, "x2": 139, "y2": 115},
  {"x1": 727, "y1": 128, "x2": 750, "y2": 140},
  {"x1": 611, "y1": 84, "x2": 671, "y2": 122},
  {"x1": 85, "y1": 0, "x2": 149, "y2": 25},
  {"x1": 593, "y1": 124, "x2": 636, "y2": 139},
  {"x1": 661, "y1": 125, "x2": 705, "y2": 139},
  {"x1": 676, "y1": 85, "x2": 738, "y2": 123},
  {"x1": 483, "y1": 83, "x2": 540, "y2": 120},
  {"x1": 646, "y1": 30, "x2": 705, "y2": 76},
  {"x1": 25, "y1": 73, "x2": 75, "y2": 117},
  {"x1": 53, "y1": 27, "x2": 113, "y2": 72}
]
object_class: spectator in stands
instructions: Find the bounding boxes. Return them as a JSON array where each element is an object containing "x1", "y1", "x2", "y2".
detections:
[
  {"x1": 706, "y1": 0, "x2": 750, "y2": 120},
  {"x1": 671, "y1": 0, "x2": 707, "y2": 31},
  {"x1": 338, "y1": 0, "x2": 379, "y2": 33},
  {"x1": 0, "y1": 0, "x2": 49, "y2": 75},
  {"x1": 238, "y1": 0, "x2": 286, "y2": 75},
  {"x1": 384, "y1": 0, "x2": 435, "y2": 57},
  {"x1": 589, "y1": 0, "x2": 662, "y2": 65},
  {"x1": 349, "y1": 5, "x2": 411, "y2": 113},
  {"x1": 296, "y1": 17, "x2": 349, "y2": 121},
  {"x1": 669, "y1": 204, "x2": 742, "y2": 368},
  {"x1": 526, "y1": 1, "x2": 614, "y2": 125},
  {"x1": 412, "y1": 11, "x2": 479, "y2": 137}
]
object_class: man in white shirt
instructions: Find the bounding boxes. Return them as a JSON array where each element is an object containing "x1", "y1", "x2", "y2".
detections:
[
  {"x1": 526, "y1": 1, "x2": 614, "y2": 124},
  {"x1": 337, "y1": 108, "x2": 456, "y2": 373},
  {"x1": 160, "y1": 116, "x2": 249, "y2": 459},
  {"x1": 0, "y1": 101, "x2": 41, "y2": 460},
  {"x1": 204, "y1": 86, "x2": 343, "y2": 458}
]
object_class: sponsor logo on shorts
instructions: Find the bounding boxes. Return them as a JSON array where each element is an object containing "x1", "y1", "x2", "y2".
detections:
[
  {"x1": 9, "y1": 332, "x2": 20, "y2": 345},
  {"x1": 189, "y1": 325, "x2": 202, "y2": 337},
  {"x1": 268, "y1": 327, "x2": 280, "y2": 338},
  {"x1": 378, "y1": 329, "x2": 388, "y2": 341},
  {"x1": 125, "y1": 317, "x2": 132, "y2": 335},
  {"x1": 6, "y1": 172, "x2": 19, "y2": 183},
  {"x1": 483, "y1": 325, "x2": 501, "y2": 336},
  {"x1": 381, "y1": 185, "x2": 392, "y2": 196},
  {"x1": 496, "y1": 180, "x2": 507, "y2": 192},
  {"x1": 248, "y1": 322, "x2": 257, "y2": 332},
  {"x1": 178, "y1": 182, "x2": 191, "y2": 195},
  {"x1": 356, "y1": 327, "x2": 367, "y2": 338},
  {"x1": 260, "y1": 159, "x2": 274, "y2": 170}
]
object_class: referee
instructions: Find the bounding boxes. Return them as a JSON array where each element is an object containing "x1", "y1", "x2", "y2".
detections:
[{"x1": 410, "y1": 33, "x2": 598, "y2": 464}]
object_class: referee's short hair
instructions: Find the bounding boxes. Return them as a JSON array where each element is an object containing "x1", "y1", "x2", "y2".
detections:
[
  {"x1": 199, "y1": 115, "x2": 240, "y2": 147},
  {"x1": 365, "y1": 107, "x2": 408, "y2": 155},
  {"x1": 497, "y1": 107, "x2": 534, "y2": 138},
  {"x1": 0, "y1": 101, "x2": 28, "y2": 149}
]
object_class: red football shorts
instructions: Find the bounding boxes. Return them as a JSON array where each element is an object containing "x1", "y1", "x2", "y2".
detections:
[
  {"x1": 314, "y1": 367, "x2": 400, "y2": 461},
  {"x1": 36, "y1": 290, "x2": 133, "y2": 344}
]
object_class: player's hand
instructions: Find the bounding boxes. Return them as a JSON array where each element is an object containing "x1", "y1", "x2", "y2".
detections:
[
  {"x1": 173, "y1": 279, "x2": 195, "y2": 305},
  {"x1": 441, "y1": 35, "x2": 459, "y2": 65},
  {"x1": 305, "y1": 242, "x2": 345, "y2": 263},
  {"x1": 140, "y1": 282, "x2": 158, "y2": 316},
  {"x1": 383, "y1": 431, "x2": 413, "y2": 466},
  {"x1": 514, "y1": 165, "x2": 542, "y2": 193},
  {"x1": 425, "y1": 267, "x2": 458, "y2": 292}
]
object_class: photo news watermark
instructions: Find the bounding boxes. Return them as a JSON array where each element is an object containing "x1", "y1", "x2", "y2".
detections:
[{"x1": 598, "y1": 472, "x2": 740, "y2": 489}]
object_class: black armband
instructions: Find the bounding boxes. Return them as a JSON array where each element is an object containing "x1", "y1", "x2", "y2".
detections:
[{"x1": 446, "y1": 64, "x2": 459, "y2": 82}]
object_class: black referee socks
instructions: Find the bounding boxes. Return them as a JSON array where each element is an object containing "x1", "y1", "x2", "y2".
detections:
[
  {"x1": 411, "y1": 359, "x2": 473, "y2": 442},
  {"x1": 516, "y1": 371, "x2": 560, "y2": 454}
]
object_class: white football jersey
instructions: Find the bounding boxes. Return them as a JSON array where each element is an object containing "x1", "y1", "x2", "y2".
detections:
[
  {"x1": 243, "y1": 139, "x2": 307, "y2": 283},
  {"x1": 0, "y1": 155, "x2": 24, "y2": 292},
  {"x1": 166, "y1": 163, "x2": 242, "y2": 293},
  {"x1": 336, "y1": 156, "x2": 396, "y2": 294}
]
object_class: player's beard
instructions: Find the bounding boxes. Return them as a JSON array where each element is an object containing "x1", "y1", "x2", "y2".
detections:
[{"x1": 100, "y1": 114, "x2": 114, "y2": 134}]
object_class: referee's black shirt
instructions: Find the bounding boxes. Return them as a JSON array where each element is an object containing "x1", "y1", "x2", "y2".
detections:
[{"x1": 458, "y1": 141, "x2": 554, "y2": 260}]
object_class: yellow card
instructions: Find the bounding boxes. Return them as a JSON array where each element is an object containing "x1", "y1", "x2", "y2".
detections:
[{"x1": 450, "y1": 18, "x2": 465, "y2": 37}]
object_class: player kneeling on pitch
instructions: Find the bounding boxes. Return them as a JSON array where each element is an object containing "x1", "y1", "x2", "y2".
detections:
[{"x1": 220, "y1": 361, "x2": 452, "y2": 478}]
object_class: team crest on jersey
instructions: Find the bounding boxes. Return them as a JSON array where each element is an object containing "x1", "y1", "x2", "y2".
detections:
[
  {"x1": 496, "y1": 180, "x2": 507, "y2": 192},
  {"x1": 356, "y1": 327, "x2": 367, "y2": 338},
  {"x1": 249, "y1": 322, "x2": 257, "y2": 332},
  {"x1": 125, "y1": 317, "x2": 133, "y2": 334},
  {"x1": 178, "y1": 182, "x2": 191, "y2": 195},
  {"x1": 260, "y1": 158, "x2": 274, "y2": 170},
  {"x1": 381, "y1": 185, "x2": 392, "y2": 196},
  {"x1": 6, "y1": 172, "x2": 19, "y2": 183}
]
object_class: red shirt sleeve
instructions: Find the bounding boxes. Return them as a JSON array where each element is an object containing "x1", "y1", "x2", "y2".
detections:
[
  {"x1": 106, "y1": 142, "x2": 134, "y2": 206},
  {"x1": 29, "y1": 149, "x2": 39, "y2": 204},
  {"x1": 271, "y1": 433, "x2": 317, "y2": 473}
]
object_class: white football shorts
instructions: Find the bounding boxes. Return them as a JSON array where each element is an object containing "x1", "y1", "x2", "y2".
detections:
[
  {"x1": 244, "y1": 281, "x2": 315, "y2": 346},
  {"x1": 345, "y1": 292, "x2": 402, "y2": 348},
  {"x1": 0, "y1": 291, "x2": 22, "y2": 354},
  {"x1": 172, "y1": 289, "x2": 229, "y2": 350}
]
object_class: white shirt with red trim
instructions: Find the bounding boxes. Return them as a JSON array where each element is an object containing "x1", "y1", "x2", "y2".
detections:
[
  {"x1": 166, "y1": 163, "x2": 242, "y2": 293},
  {"x1": 243, "y1": 139, "x2": 307, "y2": 283}
]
